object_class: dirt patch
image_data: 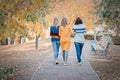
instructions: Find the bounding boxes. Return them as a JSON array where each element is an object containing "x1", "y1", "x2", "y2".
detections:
[
  {"x1": 0, "y1": 40, "x2": 52, "y2": 80},
  {"x1": 88, "y1": 44, "x2": 120, "y2": 80}
]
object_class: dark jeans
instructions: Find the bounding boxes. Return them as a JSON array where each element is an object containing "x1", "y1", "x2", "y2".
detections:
[{"x1": 74, "y1": 42, "x2": 84, "y2": 62}]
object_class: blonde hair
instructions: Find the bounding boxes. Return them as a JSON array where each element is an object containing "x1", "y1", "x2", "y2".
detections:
[
  {"x1": 53, "y1": 17, "x2": 59, "y2": 27},
  {"x1": 61, "y1": 17, "x2": 68, "y2": 27}
]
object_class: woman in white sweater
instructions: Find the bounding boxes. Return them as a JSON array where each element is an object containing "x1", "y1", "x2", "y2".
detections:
[{"x1": 73, "y1": 17, "x2": 86, "y2": 65}]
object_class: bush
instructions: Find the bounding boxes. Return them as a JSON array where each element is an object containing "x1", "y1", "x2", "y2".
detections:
[
  {"x1": 0, "y1": 66, "x2": 16, "y2": 80},
  {"x1": 85, "y1": 34, "x2": 102, "y2": 40},
  {"x1": 85, "y1": 34, "x2": 120, "y2": 45},
  {"x1": 112, "y1": 36, "x2": 120, "y2": 45}
]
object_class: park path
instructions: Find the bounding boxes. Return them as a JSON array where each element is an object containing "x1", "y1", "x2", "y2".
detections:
[{"x1": 31, "y1": 41, "x2": 100, "y2": 80}]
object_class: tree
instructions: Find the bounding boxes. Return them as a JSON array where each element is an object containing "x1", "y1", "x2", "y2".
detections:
[
  {"x1": 96, "y1": 0, "x2": 120, "y2": 43},
  {"x1": 0, "y1": 0, "x2": 47, "y2": 44},
  {"x1": 0, "y1": 0, "x2": 36, "y2": 43},
  {"x1": 0, "y1": 0, "x2": 64, "y2": 48},
  {"x1": 45, "y1": 0, "x2": 94, "y2": 30}
]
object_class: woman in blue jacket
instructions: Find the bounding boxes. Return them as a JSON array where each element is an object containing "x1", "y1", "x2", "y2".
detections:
[{"x1": 50, "y1": 17, "x2": 60, "y2": 65}]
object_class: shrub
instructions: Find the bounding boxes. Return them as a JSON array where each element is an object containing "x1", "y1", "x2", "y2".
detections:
[
  {"x1": 73, "y1": 34, "x2": 120, "y2": 45},
  {"x1": 112, "y1": 36, "x2": 120, "y2": 45},
  {"x1": 85, "y1": 34, "x2": 102, "y2": 40},
  {"x1": 0, "y1": 66, "x2": 16, "y2": 80}
]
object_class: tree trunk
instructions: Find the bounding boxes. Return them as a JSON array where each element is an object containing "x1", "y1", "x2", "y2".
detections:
[
  {"x1": 0, "y1": 40, "x2": 1, "y2": 46},
  {"x1": 20, "y1": 37, "x2": 26, "y2": 44},
  {"x1": 115, "y1": 26, "x2": 120, "y2": 38},
  {"x1": 20, "y1": 36, "x2": 22, "y2": 44},
  {"x1": 7, "y1": 37, "x2": 11, "y2": 45},
  {"x1": 14, "y1": 38, "x2": 18, "y2": 45},
  {"x1": 35, "y1": 35, "x2": 39, "y2": 49}
]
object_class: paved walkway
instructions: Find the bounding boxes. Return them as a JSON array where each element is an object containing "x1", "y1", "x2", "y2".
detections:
[{"x1": 31, "y1": 41, "x2": 100, "y2": 80}]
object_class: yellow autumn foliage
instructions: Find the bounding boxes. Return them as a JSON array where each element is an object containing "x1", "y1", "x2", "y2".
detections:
[
  {"x1": 0, "y1": 0, "x2": 95, "y2": 42},
  {"x1": 0, "y1": 34, "x2": 5, "y2": 40},
  {"x1": 46, "y1": 0, "x2": 94, "y2": 31},
  {"x1": 26, "y1": 21, "x2": 45, "y2": 39},
  {"x1": 35, "y1": 0, "x2": 43, "y2": 7}
]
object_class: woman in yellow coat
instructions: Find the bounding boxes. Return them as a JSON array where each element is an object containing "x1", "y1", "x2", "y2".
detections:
[{"x1": 59, "y1": 18, "x2": 74, "y2": 65}]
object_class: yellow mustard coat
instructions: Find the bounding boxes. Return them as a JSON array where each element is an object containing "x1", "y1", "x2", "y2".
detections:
[{"x1": 59, "y1": 26, "x2": 74, "y2": 51}]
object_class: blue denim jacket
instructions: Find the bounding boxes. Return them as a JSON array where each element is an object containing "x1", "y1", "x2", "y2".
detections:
[{"x1": 50, "y1": 26, "x2": 60, "y2": 42}]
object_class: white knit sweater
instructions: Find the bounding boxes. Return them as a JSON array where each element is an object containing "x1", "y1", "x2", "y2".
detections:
[{"x1": 73, "y1": 24, "x2": 86, "y2": 43}]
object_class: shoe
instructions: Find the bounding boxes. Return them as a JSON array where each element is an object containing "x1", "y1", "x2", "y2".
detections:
[
  {"x1": 78, "y1": 62, "x2": 82, "y2": 65},
  {"x1": 64, "y1": 63, "x2": 68, "y2": 66},
  {"x1": 56, "y1": 62, "x2": 59, "y2": 65},
  {"x1": 55, "y1": 60, "x2": 59, "y2": 65}
]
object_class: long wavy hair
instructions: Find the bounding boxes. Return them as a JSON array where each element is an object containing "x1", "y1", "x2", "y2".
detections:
[
  {"x1": 61, "y1": 17, "x2": 68, "y2": 27},
  {"x1": 53, "y1": 17, "x2": 59, "y2": 27}
]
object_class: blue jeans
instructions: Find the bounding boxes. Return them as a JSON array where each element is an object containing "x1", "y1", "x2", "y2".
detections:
[
  {"x1": 52, "y1": 41, "x2": 60, "y2": 60},
  {"x1": 62, "y1": 51, "x2": 68, "y2": 64},
  {"x1": 74, "y1": 42, "x2": 84, "y2": 62}
]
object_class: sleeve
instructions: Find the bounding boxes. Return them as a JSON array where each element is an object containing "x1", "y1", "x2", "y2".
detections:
[
  {"x1": 59, "y1": 27, "x2": 62, "y2": 37},
  {"x1": 70, "y1": 26, "x2": 75, "y2": 35},
  {"x1": 84, "y1": 27, "x2": 87, "y2": 34},
  {"x1": 72, "y1": 26, "x2": 77, "y2": 33}
]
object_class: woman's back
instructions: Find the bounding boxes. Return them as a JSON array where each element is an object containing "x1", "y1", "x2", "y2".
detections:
[
  {"x1": 59, "y1": 26, "x2": 71, "y2": 38},
  {"x1": 73, "y1": 24, "x2": 86, "y2": 43}
]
